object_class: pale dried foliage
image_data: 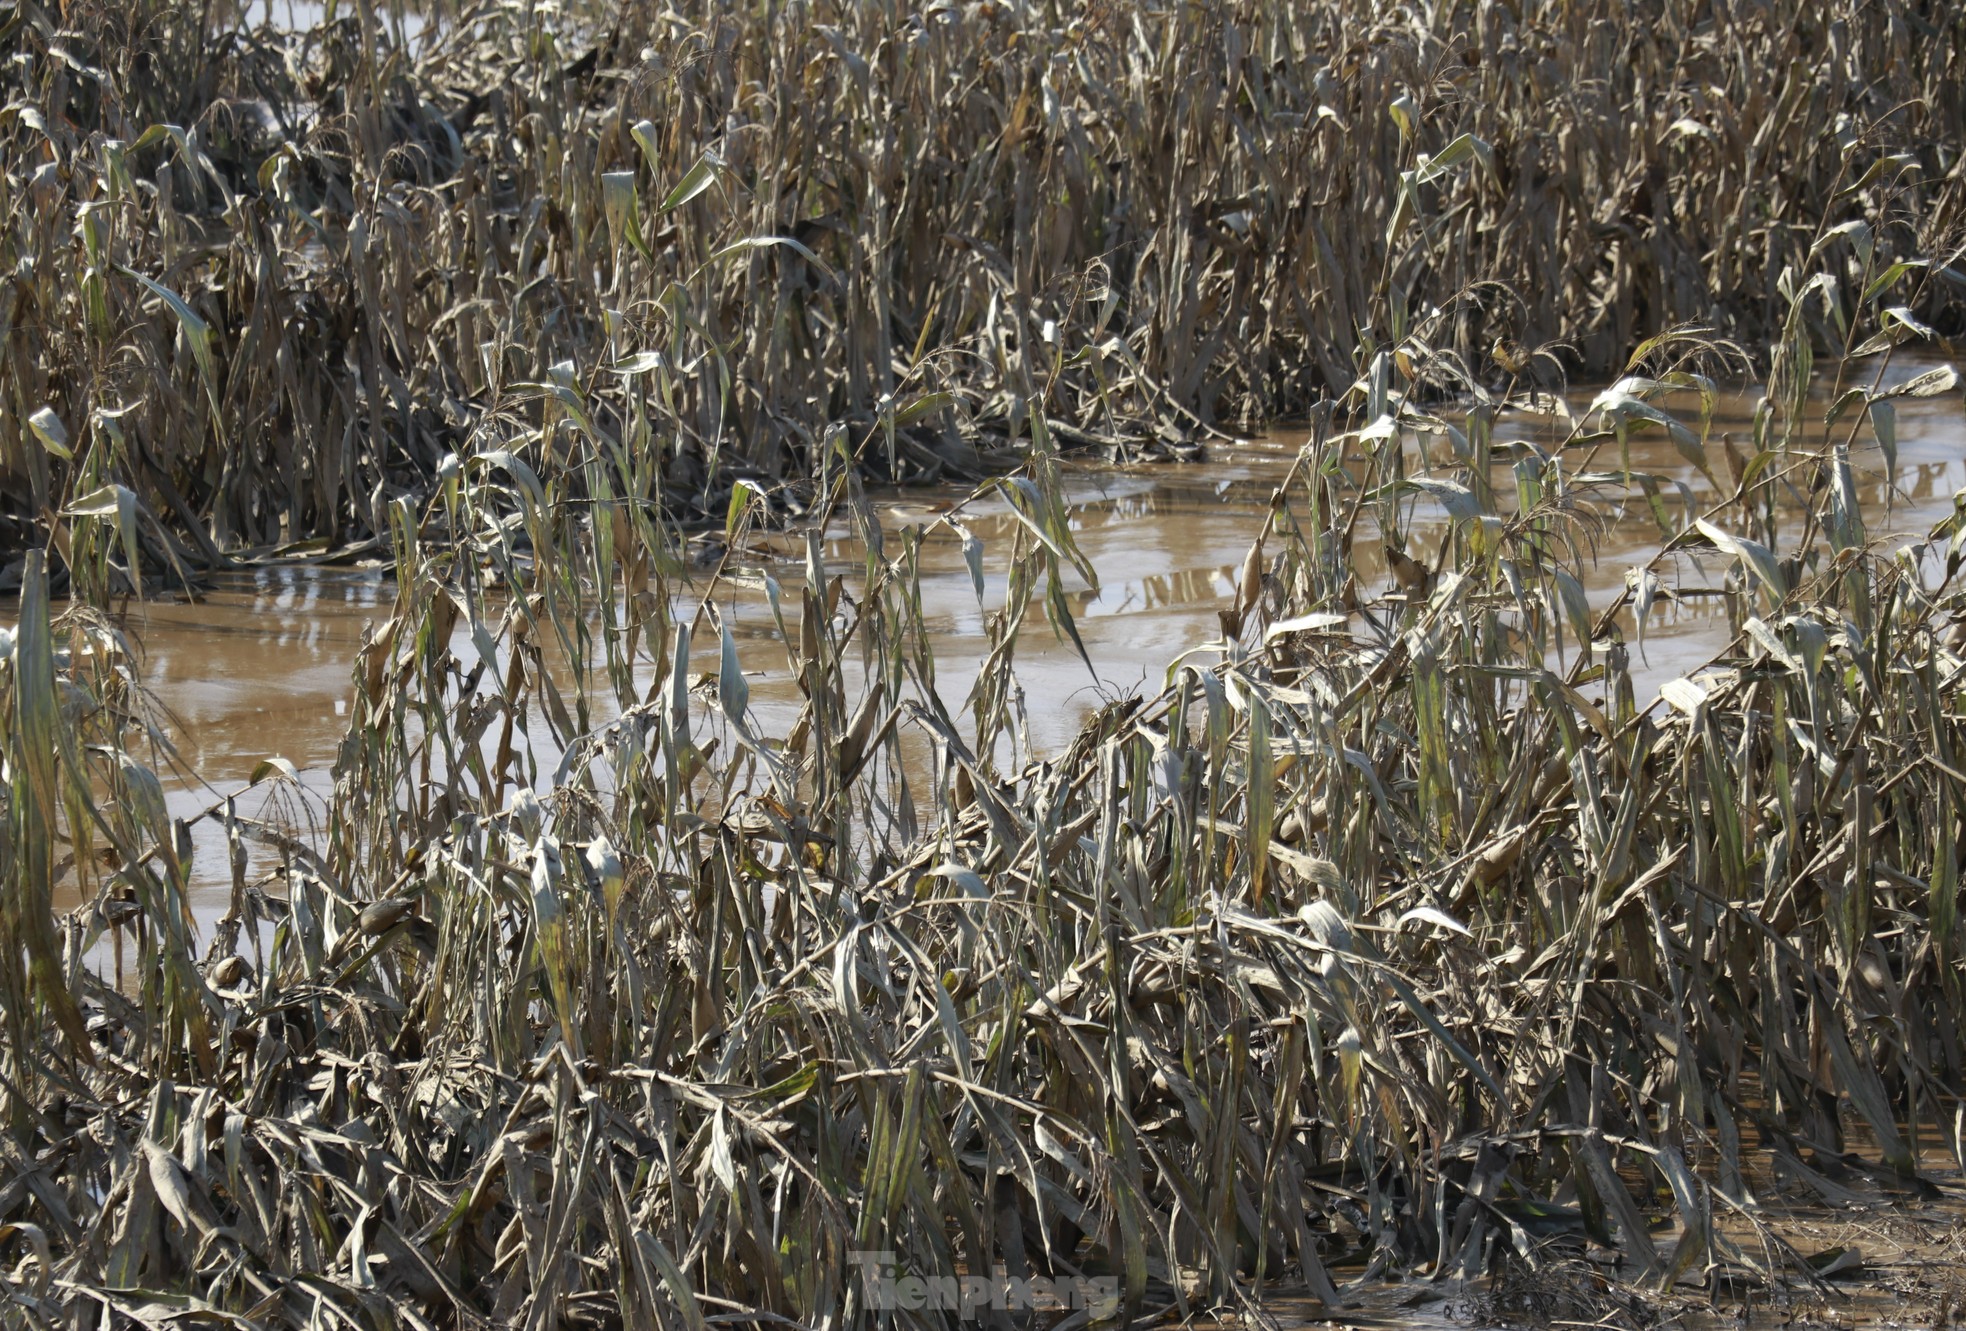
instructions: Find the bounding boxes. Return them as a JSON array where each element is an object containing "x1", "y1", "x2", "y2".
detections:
[
  {"x1": 0, "y1": 1, "x2": 1964, "y2": 1329},
  {"x1": 0, "y1": 0, "x2": 1962, "y2": 550}
]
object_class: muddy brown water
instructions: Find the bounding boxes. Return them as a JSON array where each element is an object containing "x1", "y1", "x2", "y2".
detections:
[
  {"x1": 18, "y1": 370, "x2": 1966, "y2": 1324},
  {"x1": 80, "y1": 367, "x2": 1966, "y2": 915}
]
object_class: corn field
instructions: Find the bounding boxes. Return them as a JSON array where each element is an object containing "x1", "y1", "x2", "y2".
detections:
[
  {"x1": 1, "y1": 0, "x2": 1965, "y2": 1327},
  {"x1": 3, "y1": 0, "x2": 1965, "y2": 551}
]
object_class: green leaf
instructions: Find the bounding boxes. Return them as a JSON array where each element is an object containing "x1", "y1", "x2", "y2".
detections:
[
  {"x1": 63, "y1": 482, "x2": 143, "y2": 591},
  {"x1": 706, "y1": 234, "x2": 838, "y2": 284},
  {"x1": 893, "y1": 391, "x2": 956, "y2": 426},
  {"x1": 1849, "y1": 306, "x2": 1939, "y2": 357},
  {"x1": 1837, "y1": 151, "x2": 1918, "y2": 199},
  {"x1": 724, "y1": 479, "x2": 762, "y2": 540},
  {"x1": 1385, "y1": 171, "x2": 1419, "y2": 248},
  {"x1": 120, "y1": 267, "x2": 222, "y2": 421},
  {"x1": 661, "y1": 153, "x2": 723, "y2": 211},
  {"x1": 1869, "y1": 398, "x2": 1898, "y2": 487},
  {"x1": 1388, "y1": 92, "x2": 1417, "y2": 139},
  {"x1": 1860, "y1": 258, "x2": 1926, "y2": 306},
  {"x1": 14, "y1": 551, "x2": 92, "y2": 1055},
  {"x1": 600, "y1": 169, "x2": 649, "y2": 259},
  {"x1": 718, "y1": 616, "x2": 749, "y2": 727},
  {"x1": 1810, "y1": 219, "x2": 1873, "y2": 266},
  {"x1": 629, "y1": 119, "x2": 662, "y2": 176},
  {"x1": 250, "y1": 756, "x2": 300, "y2": 785},
  {"x1": 28, "y1": 407, "x2": 70, "y2": 459},
  {"x1": 1696, "y1": 518, "x2": 1787, "y2": 600},
  {"x1": 1551, "y1": 567, "x2": 1592, "y2": 643},
  {"x1": 1824, "y1": 387, "x2": 1867, "y2": 427}
]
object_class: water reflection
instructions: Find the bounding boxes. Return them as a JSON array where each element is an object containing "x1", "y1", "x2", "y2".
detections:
[
  {"x1": 37, "y1": 367, "x2": 1966, "y2": 910},
  {"x1": 241, "y1": 0, "x2": 442, "y2": 45}
]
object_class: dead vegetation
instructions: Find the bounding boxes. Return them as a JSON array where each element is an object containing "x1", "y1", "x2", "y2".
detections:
[
  {"x1": 1, "y1": 0, "x2": 1964, "y2": 555},
  {"x1": 0, "y1": 1, "x2": 1964, "y2": 1328}
]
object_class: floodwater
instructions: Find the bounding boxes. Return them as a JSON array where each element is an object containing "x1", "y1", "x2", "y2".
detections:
[
  {"x1": 246, "y1": 0, "x2": 441, "y2": 46},
  {"x1": 71, "y1": 369, "x2": 1966, "y2": 912},
  {"x1": 24, "y1": 370, "x2": 1966, "y2": 1327}
]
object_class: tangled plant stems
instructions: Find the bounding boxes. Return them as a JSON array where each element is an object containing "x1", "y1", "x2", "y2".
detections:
[{"x1": 1, "y1": 0, "x2": 1965, "y2": 1326}]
